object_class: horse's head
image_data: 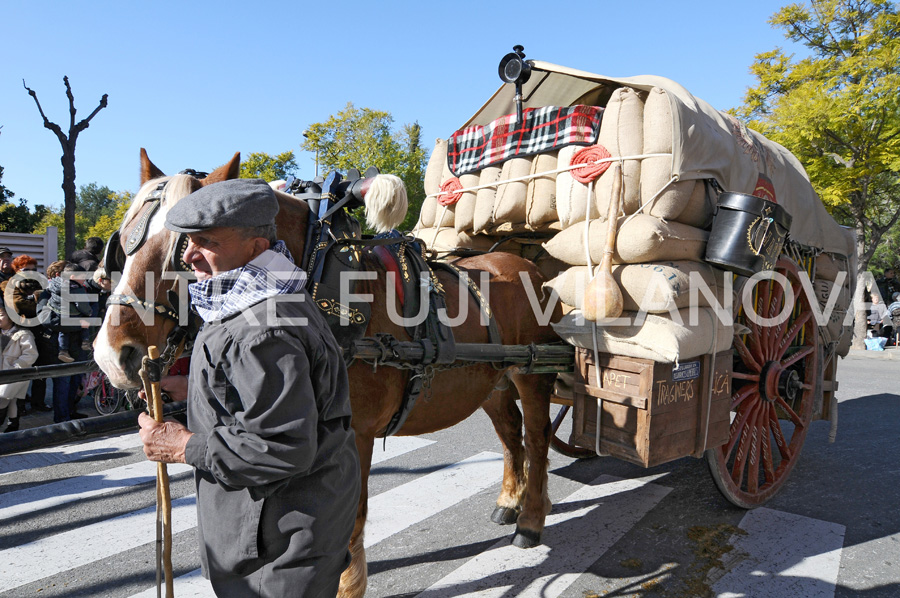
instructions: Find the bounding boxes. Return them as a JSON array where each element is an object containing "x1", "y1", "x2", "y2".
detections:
[{"x1": 94, "y1": 149, "x2": 240, "y2": 389}]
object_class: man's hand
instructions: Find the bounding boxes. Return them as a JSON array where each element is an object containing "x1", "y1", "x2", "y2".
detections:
[
  {"x1": 138, "y1": 412, "x2": 193, "y2": 464},
  {"x1": 139, "y1": 375, "x2": 188, "y2": 403}
]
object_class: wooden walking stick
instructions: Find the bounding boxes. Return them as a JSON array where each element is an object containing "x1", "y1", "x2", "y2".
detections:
[
  {"x1": 141, "y1": 346, "x2": 174, "y2": 598},
  {"x1": 583, "y1": 163, "x2": 625, "y2": 321}
]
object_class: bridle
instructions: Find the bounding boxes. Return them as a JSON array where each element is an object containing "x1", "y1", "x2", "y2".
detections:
[{"x1": 103, "y1": 176, "x2": 201, "y2": 369}]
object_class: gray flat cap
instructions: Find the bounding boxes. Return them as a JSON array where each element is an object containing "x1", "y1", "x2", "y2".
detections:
[{"x1": 165, "y1": 179, "x2": 279, "y2": 233}]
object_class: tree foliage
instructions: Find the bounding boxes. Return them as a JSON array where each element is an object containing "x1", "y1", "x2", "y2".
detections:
[
  {"x1": 738, "y1": 0, "x2": 900, "y2": 267},
  {"x1": 32, "y1": 185, "x2": 132, "y2": 259},
  {"x1": 737, "y1": 0, "x2": 900, "y2": 347},
  {"x1": 239, "y1": 151, "x2": 298, "y2": 182},
  {"x1": 301, "y1": 103, "x2": 428, "y2": 231},
  {"x1": 0, "y1": 164, "x2": 49, "y2": 233}
]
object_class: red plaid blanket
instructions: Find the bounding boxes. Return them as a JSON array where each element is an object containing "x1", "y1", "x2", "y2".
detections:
[{"x1": 447, "y1": 105, "x2": 603, "y2": 176}]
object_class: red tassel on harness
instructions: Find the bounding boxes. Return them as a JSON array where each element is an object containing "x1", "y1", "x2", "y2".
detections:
[{"x1": 571, "y1": 145, "x2": 612, "y2": 184}]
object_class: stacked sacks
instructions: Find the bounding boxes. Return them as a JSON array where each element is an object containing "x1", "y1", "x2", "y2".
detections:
[
  {"x1": 543, "y1": 218, "x2": 733, "y2": 362},
  {"x1": 544, "y1": 86, "x2": 731, "y2": 364},
  {"x1": 416, "y1": 139, "x2": 561, "y2": 250}
]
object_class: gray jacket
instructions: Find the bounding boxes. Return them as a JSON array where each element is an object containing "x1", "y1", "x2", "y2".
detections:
[{"x1": 184, "y1": 291, "x2": 360, "y2": 597}]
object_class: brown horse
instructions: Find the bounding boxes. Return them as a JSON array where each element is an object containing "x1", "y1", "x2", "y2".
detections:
[{"x1": 94, "y1": 150, "x2": 562, "y2": 598}]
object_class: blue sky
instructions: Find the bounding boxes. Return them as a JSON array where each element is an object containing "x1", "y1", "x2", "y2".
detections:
[{"x1": 1, "y1": 0, "x2": 797, "y2": 211}]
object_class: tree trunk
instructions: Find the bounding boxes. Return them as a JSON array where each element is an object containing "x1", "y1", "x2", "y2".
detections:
[
  {"x1": 61, "y1": 147, "x2": 77, "y2": 259},
  {"x1": 851, "y1": 220, "x2": 871, "y2": 350}
]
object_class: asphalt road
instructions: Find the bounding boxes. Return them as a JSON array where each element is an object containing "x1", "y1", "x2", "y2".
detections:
[{"x1": 0, "y1": 351, "x2": 897, "y2": 597}]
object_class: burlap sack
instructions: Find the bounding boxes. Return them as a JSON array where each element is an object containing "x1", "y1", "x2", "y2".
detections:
[
  {"x1": 543, "y1": 214, "x2": 708, "y2": 266},
  {"x1": 555, "y1": 145, "x2": 599, "y2": 228},
  {"x1": 544, "y1": 261, "x2": 725, "y2": 313},
  {"x1": 672, "y1": 180, "x2": 714, "y2": 228},
  {"x1": 474, "y1": 165, "x2": 502, "y2": 234},
  {"x1": 815, "y1": 252, "x2": 850, "y2": 283},
  {"x1": 641, "y1": 156, "x2": 694, "y2": 220},
  {"x1": 643, "y1": 87, "x2": 673, "y2": 154},
  {"x1": 424, "y1": 138, "x2": 448, "y2": 197},
  {"x1": 493, "y1": 158, "x2": 531, "y2": 225},
  {"x1": 595, "y1": 87, "x2": 644, "y2": 216},
  {"x1": 420, "y1": 139, "x2": 449, "y2": 229},
  {"x1": 415, "y1": 227, "x2": 497, "y2": 253},
  {"x1": 526, "y1": 151, "x2": 559, "y2": 229},
  {"x1": 453, "y1": 173, "x2": 480, "y2": 234},
  {"x1": 552, "y1": 307, "x2": 733, "y2": 363},
  {"x1": 813, "y1": 278, "x2": 851, "y2": 345}
]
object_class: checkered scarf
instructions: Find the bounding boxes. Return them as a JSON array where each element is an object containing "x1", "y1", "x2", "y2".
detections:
[
  {"x1": 448, "y1": 105, "x2": 603, "y2": 176},
  {"x1": 188, "y1": 240, "x2": 307, "y2": 323}
]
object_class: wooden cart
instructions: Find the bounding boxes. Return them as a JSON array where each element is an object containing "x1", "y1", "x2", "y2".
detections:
[{"x1": 547, "y1": 246, "x2": 849, "y2": 508}]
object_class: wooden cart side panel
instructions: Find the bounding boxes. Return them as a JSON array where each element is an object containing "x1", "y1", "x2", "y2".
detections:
[{"x1": 571, "y1": 349, "x2": 732, "y2": 468}]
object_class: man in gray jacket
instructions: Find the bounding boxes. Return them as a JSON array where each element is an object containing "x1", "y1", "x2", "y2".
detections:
[{"x1": 138, "y1": 179, "x2": 360, "y2": 597}]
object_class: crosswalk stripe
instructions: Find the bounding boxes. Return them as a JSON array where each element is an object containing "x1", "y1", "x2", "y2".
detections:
[
  {"x1": 0, "y1": 461, "x2": 193, "y2": 521},
  {"x1": 365, "y1": 451, "x2": 504, "y2": 548},
  {"x1": 710, "y1": 507, "x2": 846, "y2": 598},
  {"x1": 415, "y1": 475, "x2": 671, "y2": 598},
  {"x1": 0, "y1": 432, "x2": 142, "y2": 476},
  {"x1": 128, "y1": 436, "x2": 439, "y2": 597},
  {"x1": 0, "y1": 495, "x2": 198, "y2": 592}
]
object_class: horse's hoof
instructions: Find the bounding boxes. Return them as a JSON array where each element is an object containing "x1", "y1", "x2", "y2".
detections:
[
  {"x1": 491, "y1": 506, "x2": 520, "y2": 525},
  {"x1": 511, "y1": 527, "x2": 541, "y2": 548}
]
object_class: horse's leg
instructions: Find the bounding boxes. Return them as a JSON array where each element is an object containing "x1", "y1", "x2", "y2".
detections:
[
  {"x1": 481, "y1": 375, "x2": 526, "y2": 525},
  {"x1": 338, "y1": 433, "x2": 374, "y2": 598},
  {"x1": 508, "y1": 371, "x2": 555, "y2": 549}
]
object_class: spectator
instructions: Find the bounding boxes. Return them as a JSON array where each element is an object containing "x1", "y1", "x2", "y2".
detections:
[
  {"x1": 869, "y1": 293, "x2": 887, "y2": 332},
  {"x1": 0, "y1": 247, "x2": 14, "y2": 285},
  {"x1": 69, "y1": 237, "x2": 103, "y2": 272},
  {"x1": 877, "y1": 268, "x2": 900, "y2": 307},
  {"x1": 3, "y1": 255, "x2": 54, "y2": 413},
  {"x1": 0, "y1": 303, "x2": 39, "y2": 432},
  {"x1": 40, "y1": 263, "x2": 92, "y2": 363}
]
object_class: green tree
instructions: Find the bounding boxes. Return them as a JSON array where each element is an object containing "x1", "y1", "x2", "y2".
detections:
[
  {"x1": 737, "y1": 0, "x2": 900, "y2": 347},
  {"x1": 87, "y1": 190, "x2": 132, "y2": 243},
  {"x1": 239, "y1": 151, "x2": 298, "y2": 182},
  {"x1": 77, "y1": 182, "x2": 117, "y2": 224},
  {"x1": 301, "y1": 103, "x2": 428, "y2": 231},
  {"x1": 0, "y1": 164, "x2": 49, "y2": 233},
  {"x1": 32, "y1": 186, "x2": 132, "y2": 258}
]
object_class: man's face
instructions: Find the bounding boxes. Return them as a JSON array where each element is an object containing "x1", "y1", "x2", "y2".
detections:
[
  {"x1": 887, "y1": 269, "x2": 895, "y2": 279},
  {"x1": 0, "y1": 253, "x2": 12, "y2": 274},
  {"x1": 183, "y1": 227, "x2": 265, "y2": 281}
]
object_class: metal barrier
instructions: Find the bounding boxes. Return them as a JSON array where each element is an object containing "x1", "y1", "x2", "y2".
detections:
[
  {"x1": 0, "y1": 402, "x2": 186, "y2": 456},
  {"x1": 0, "y1": 360, "x2": 186, "y2": 456}
]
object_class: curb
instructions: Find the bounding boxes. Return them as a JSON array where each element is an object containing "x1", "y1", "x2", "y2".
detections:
[{"x1": 845, "y1": 348, "x2": 900, "y2": 360}]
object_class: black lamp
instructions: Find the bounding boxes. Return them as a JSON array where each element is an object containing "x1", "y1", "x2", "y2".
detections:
[{"x1": 498, "y1": 45, "x2": 532, "y2": 124}]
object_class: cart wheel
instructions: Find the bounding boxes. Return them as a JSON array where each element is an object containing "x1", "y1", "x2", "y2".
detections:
[
  {"x1": 707, "y1": 257, "x2": 817, "y2": 508},
  {"x1": 549, "y1": 401, "x2": 596, "y2": 459},
  {"x1": 93, "y1": 376, "x2": 125, "y2": 415}
]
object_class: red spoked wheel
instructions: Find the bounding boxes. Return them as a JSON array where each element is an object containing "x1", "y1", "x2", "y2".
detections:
[{"x1": 707, "y1": 258, "x2": 818, "y2": 508}]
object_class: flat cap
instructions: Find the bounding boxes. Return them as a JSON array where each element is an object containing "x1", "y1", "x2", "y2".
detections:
[
  {"x1": 0, "y1": 247, "x2": 11, "y2": 256},
  {"x1": 165, "y1": 179, "x2": 279, "y2": 233}
]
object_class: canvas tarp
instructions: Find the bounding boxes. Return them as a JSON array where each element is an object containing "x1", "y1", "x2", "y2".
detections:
[{"x1": 462, "y1": 61, "x2": 855, "y2": 259}]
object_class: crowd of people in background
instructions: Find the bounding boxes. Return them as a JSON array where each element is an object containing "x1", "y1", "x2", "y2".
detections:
[
  {"x1": 0, "y1": 237, "x2": 112, "y2": 431},
  {"x1": 866, "y1": 267, "x2": 900, "y2": 350}
]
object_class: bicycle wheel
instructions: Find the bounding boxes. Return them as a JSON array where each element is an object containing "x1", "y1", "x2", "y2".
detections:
[{"x1": 93, "y1": 376, "x2": 125, "y2": 415}]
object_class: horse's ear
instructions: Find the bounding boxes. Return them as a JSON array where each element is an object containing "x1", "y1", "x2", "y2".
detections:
[
  {"x1": 202, "y1": 152, "x2": 241, "y2": 186},
  {"x1": 140, "y1": 148, "x2": 166, "y2": 184}
]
